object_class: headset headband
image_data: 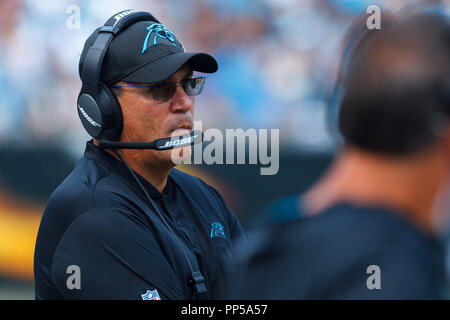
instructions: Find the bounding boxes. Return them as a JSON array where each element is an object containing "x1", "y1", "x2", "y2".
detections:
[{"x1": 81, "y1": 11, "x2": 159, "y2": 87}]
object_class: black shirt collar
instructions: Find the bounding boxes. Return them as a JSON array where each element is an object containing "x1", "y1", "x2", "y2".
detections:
[{"x1": 83, "y1": 140, "x2": 173, "y2": 199}]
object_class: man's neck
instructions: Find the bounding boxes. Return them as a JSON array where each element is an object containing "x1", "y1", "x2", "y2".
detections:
[
  {"x1": 303, "y1": 147, "x2": 445, "y2": 233},
  {"x1": 93, "y1": 139, "x2": 173, "y2": 194}
]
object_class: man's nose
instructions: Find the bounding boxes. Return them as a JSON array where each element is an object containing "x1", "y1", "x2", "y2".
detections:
[{"x1": 170, "y1": 84, "x2": 193, "y2": 113}]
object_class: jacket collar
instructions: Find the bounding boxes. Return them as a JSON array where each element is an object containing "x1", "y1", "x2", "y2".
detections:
[{"x1": 83, "y1": 140, "x2": 173, "y2": 199}]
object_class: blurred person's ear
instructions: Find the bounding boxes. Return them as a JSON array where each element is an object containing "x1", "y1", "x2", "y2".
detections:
[
  {"x1": 430, "y1": 124, "x2": 450, "y2": 233},
  {"x1": 444, "y1": 125, "x2": 450, "y2": 161},
  {"x1": 430, "y1": 173, "x2": 450, "y2": 234}
]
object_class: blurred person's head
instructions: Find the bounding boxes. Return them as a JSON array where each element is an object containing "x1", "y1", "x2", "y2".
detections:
[
  {"x1": 338, "y1": 13, "x2": 450, "y2": 156},
  {"x1": 306, "y1": 12, "x2": 450, "y2": 233}
]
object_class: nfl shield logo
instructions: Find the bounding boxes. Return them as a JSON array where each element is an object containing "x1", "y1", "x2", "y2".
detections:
[{"x1": 141, "y1": 289, "x2": 161, "y2": 300}]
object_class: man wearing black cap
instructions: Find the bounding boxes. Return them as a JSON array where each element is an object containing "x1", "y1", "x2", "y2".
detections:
[{"x1": 34, "y1": 10, "x2": 245, "y2": 300}]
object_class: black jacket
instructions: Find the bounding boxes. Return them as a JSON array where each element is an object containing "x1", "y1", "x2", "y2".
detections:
[
  {"x1": 34, "y1": 141, "x2": 246, "y2": 300},
  {"x1": 230, "y1": 201, "x2": 447, "y2": 299}
]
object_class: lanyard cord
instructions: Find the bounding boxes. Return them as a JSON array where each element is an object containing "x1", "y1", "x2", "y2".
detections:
[{"x1": 113, "y1": 149, "x2": 207, "y2": 298}]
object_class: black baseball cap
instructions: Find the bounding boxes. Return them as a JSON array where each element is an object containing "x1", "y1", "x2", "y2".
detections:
[{"x1": 79, "y1": 14, "x2": 218, "y2": 85}]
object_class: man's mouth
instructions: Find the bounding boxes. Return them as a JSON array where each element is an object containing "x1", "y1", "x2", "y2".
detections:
[{"x1": 170, "y1": 124, "x2": 192, "y2": 136}]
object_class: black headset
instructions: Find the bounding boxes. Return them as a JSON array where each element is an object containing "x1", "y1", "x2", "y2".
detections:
[
  {"x1": 326, "y1": 17, "x2": 387, "y2": 148},
  {"x1": 77, "y1": 10, "x2": 208, "y2": 298},
  {"x1": 77, "y1": 10, "x2": 159, "y2": 142}
]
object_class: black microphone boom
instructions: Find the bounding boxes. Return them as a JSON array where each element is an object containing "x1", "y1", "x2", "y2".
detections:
[{"x1": 99, "y1": 130, "x2": 203, "y2": 150}]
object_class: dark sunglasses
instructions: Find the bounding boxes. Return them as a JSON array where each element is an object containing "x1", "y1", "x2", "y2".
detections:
[{"x1": 111, "y1": 77, "x2": 206, "y2": 101}]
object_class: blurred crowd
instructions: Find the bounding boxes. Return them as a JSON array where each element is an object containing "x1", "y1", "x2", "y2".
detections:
[
  {"x1": 2, "y1": 0, "x2": 448, "y2": 157},
  {"x1": 1, "y1": 0, "x2": 450, "y2": 297}
]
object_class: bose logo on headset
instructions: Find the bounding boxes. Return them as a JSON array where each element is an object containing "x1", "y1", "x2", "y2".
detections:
[
  {"x1": 161, "y1": 136, "x2": 195, "y2": 149},
  {"x1": 78, "y1": 104, "x2": 101, "y2": 128},
  {"x1": 113, "y1": 9, "x2": 139, "y2": 25}
]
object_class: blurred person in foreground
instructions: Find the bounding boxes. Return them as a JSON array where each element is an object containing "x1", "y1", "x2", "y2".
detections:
[
  {"x1": 228, "y1": 12, "x2": 450, "y2": 299},
  {"x1": 34, "y1": 10, "x2": 245, "y2": 300}
]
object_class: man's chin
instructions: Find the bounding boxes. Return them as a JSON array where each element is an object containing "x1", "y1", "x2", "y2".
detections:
[{"x1": 142, "y1": 149, "x2": 177, "y2": 169}]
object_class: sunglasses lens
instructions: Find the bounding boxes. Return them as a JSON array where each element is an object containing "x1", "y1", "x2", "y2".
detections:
[
  {"x1": 184, "y1": 77, "x2": 205, "y2": 96},
  {"x1": 148, "y1": 77, "x2": 205, "y2": 101},
  {"x1": 152, "y1": 83, "x2": 176, "y2": 101}
]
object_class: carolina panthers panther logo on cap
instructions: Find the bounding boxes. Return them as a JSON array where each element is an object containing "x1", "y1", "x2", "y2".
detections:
[{"x1": 141, "y1": 23, "x2": 181, "y2": 53}]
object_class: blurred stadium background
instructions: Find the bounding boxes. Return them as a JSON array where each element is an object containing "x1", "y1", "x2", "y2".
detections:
[{"x1": 0, "y1": 0, "x2": 449, "y2": 299}]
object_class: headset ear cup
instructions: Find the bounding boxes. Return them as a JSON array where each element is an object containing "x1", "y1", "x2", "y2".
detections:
[
  {"x1": 77, "y1": 85, "x2": 105, "y2": 139},
  {"x1": 98, "y1": 82, "x2": 123, "y2": 141}
]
